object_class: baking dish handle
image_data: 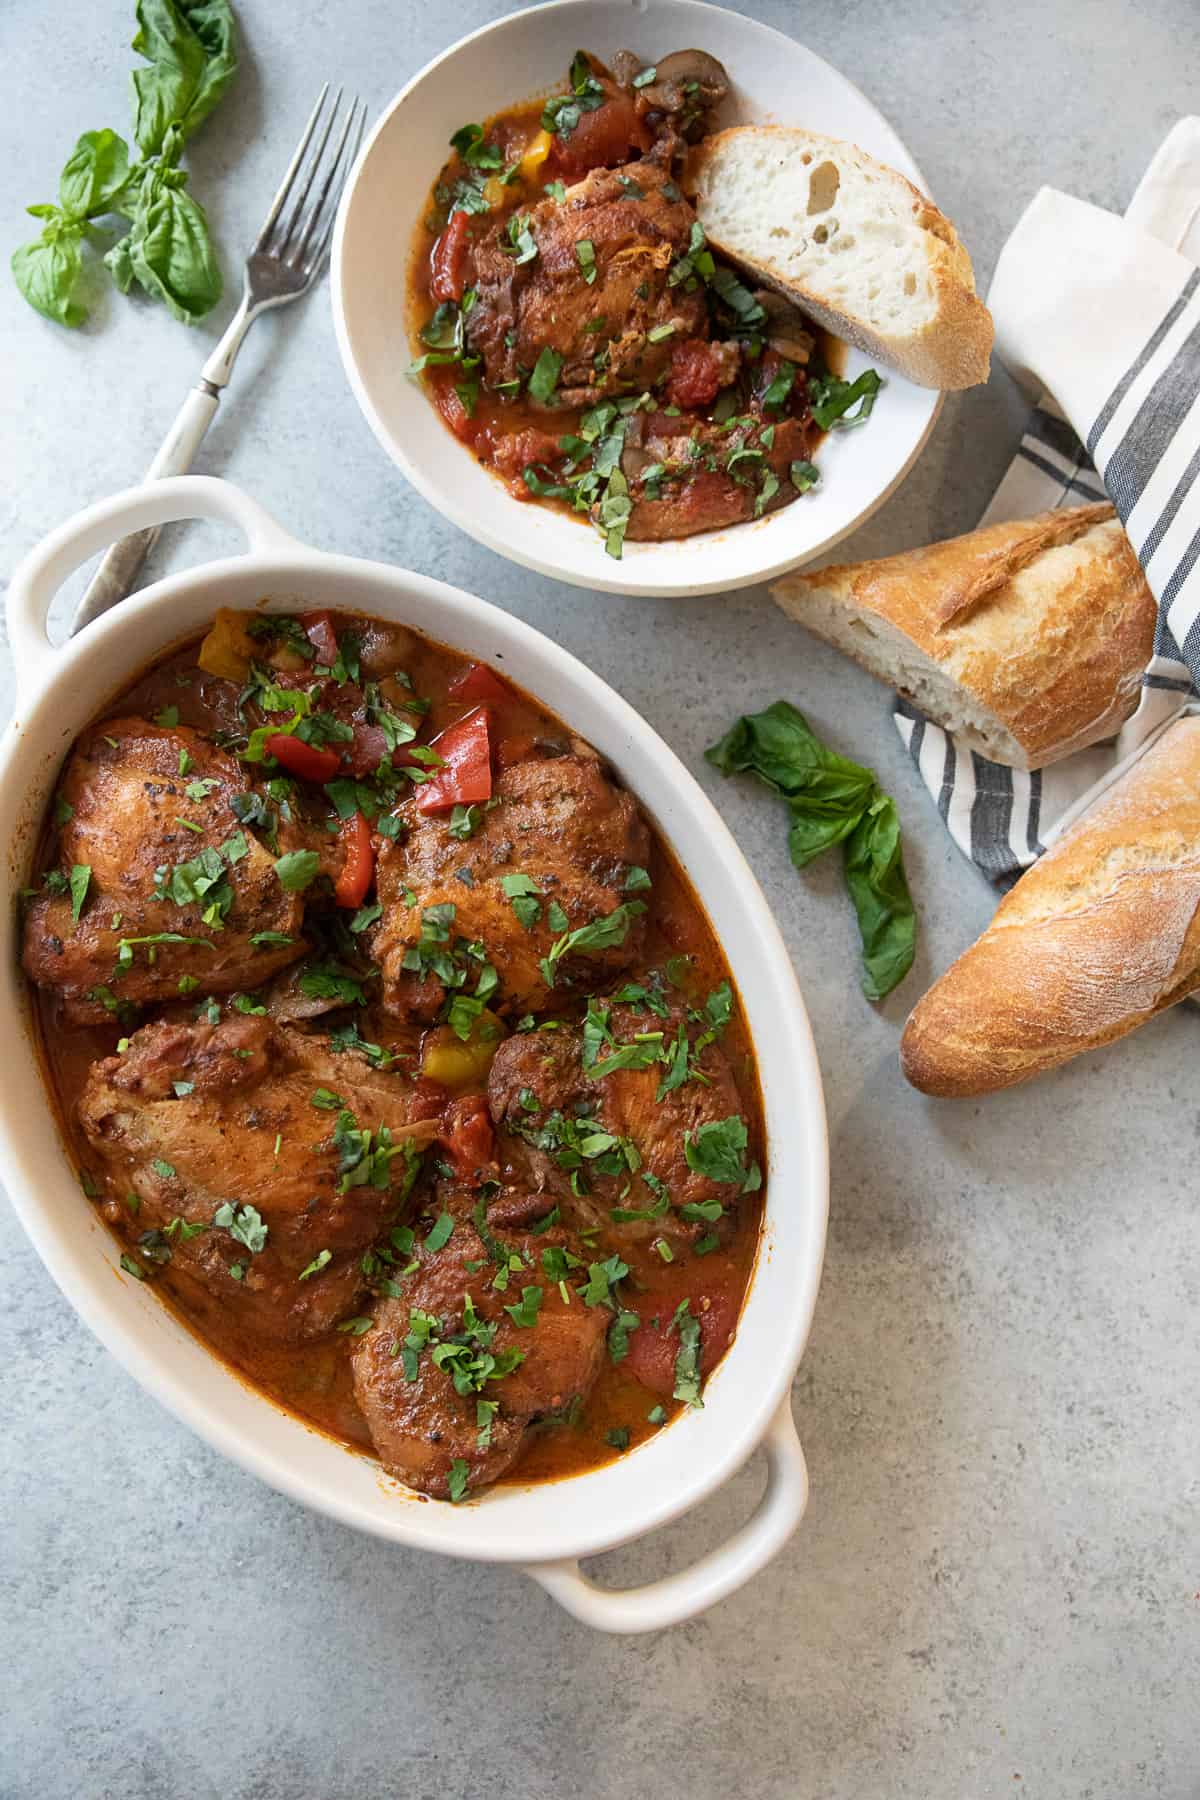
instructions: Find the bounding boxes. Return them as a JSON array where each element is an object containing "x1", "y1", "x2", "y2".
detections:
[
  {"x1": 524, "y1": 1396, "x2": 808, "y2": 1634},
  {"x1": 6, "y1": 476, "x2": 304, "y2": 692}
]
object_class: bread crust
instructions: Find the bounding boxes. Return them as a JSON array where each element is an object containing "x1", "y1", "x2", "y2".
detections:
[
  {"x1": 900, "y1": 717, "x2": 1200, "y2": 1096},
  {"x1": 688, "y1": 125, "x2": 994, "y2": 390},
  {"x1": 772, "y1": 505, "x2": 1157, "y2": 769}
]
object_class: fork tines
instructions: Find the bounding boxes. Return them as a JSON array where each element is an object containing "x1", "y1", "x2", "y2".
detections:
[{"x1": 254, "y1": 85, "x2": 367, "y2": 277}]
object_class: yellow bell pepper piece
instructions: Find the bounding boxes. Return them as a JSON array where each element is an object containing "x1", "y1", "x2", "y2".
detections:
[
  {"x1": 518, "y1": 130, "x2": 553, "y2": 182},
  {"x1": 197, "y1": 608, "x2": 259, "y2": 683},
  {"x1": 421, "y1": 1010, "x2": 506, "y2": 1090}
]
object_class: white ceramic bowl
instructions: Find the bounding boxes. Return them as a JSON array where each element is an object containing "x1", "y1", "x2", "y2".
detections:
[
  {"x1": 2, "y1": 477, "x2": 828, "y2": 1632},
  {"x1": 331, "y1": 0, "x2": 941, "y2": 597}
]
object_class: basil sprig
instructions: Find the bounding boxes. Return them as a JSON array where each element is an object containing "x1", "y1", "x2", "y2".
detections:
[
  {"x1": 706, "y1": 701, "x2": 916, "y2": 1000},
  {"x1": 12, "y1": 0, "x2": 236, "y2": 328}
]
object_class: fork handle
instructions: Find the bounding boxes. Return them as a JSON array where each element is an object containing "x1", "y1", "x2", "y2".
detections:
[
  {"x1": 71, "y1": 293, "x2": 256, "y2": 635},
  {"x1": 71, "y1": 383, "x2": 220, "y2": 631}
]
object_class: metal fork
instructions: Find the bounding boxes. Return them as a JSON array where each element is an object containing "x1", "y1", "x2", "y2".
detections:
[{"x1": 72, "y1": 84, "x2": 367, "y2": 634}]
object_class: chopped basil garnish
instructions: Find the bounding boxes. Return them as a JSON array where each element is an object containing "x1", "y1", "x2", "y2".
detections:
[
  {"x1": 672, "y1": 1299, "x2": 703, "y2": 1408},
  {"x1": 683, "y1": 1115, "x2": 761, "y2": 1194},
  {"x1": 273, "y1": 849, "x2": 321, "y2": 892},
  {"x1": 528, "y1": 346, "x2": 563, "y2": 406},
  {"x1": 808, "y1": 362, "x2": 882, "y2": 431}
]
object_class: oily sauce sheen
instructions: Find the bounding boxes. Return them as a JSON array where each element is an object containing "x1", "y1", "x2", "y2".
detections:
[{"x1": 27, "y1": 609, "x2": 765, "y2": 1499}]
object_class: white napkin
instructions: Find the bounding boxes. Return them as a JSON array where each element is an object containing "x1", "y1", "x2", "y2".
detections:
[{"x1": 894, "y1": 118, "x2": 1200, "y2": 876}]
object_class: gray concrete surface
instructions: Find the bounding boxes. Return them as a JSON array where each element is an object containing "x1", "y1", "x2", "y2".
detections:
[{"x1": 2, "y1": 3, "x2": 1198, "y2": 1796}]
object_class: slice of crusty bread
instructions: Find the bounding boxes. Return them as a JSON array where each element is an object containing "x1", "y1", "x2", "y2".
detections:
[
  {"x1": 771, "y1": 504, "x2": 1156, "y2": 770},
  {"x1": 687, "y1": 126, "x2": 993, "y2": 390},
  {"x1": 900, "y1": 715, "x2": 1200, "y2": 1097}
]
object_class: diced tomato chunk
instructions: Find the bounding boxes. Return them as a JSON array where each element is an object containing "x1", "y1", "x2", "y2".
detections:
[
  {"x1": 448, "y1": 661, "x2": 511, "y2": 705},
  {"x1": 414, "y1": 707, "x2": 494, "y2": 814},
  {"x1": 621, "y1": 1290, "x2": 740, "y2": 1399},
  {"x1": 263, "y1": 733, "x2": 341, "y2": 784},
  {"x1": 299, "y1": 609, "x2": 339, "y2": 666},
  {"x1": 345, "y1": 721, "x2": 390, "y2": 777},
  {"x1": 439, "y1": 1092, "x2": 496, "y2": 1180},
  {"x1": 436, "y1": 378, "x2": 477, "y2": 445},
  {"x1": 550, "y1": 91, "x2": 652, "y2": 178},
  {"x1": 333, "y1": 810, "x2": 374, "y2": 909},
  {"x1": 666, "y1": 338, "x2": 725, "y2": 411},
  {"x1": 429, "y1": 209, "x2": 470, "y2": 302}
]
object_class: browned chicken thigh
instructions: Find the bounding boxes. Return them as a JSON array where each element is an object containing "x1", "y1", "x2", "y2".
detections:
[
  {"x1": 488, "y1": 977, "x2": 756, "y2": 1231},
  {"x1": 23, "y1": 718, "x2": 306, "y2": 1024},
  {"x1": 77, "y1": 1014, "x2": 437, "y2": 1343},
  {"x1": 351, "y1": 1186, "x2": 606, "y2": 1498},
  {"x1": 374, "y1": 752, "x2": 650, "y2": 1022},
  {"x1": 467, "y1": 159, "x2": 709, "y2": 408}
]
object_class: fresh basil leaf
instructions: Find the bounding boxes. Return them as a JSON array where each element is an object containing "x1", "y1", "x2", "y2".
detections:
[
  {"x1": 843, "y1": 791, "x2": 917, "y2": 1000},
  {"x1": 706, "y1": 700, "x2": 875, "y2": 864},
  {"x1": 105, "y1": 231, "x2": 136, "y2": 294},
  {"x1": 12, "y1": 226, "x2": 87, "y2": 327},
  {"x1": 59, "y1": 130, "x2": 131, "y2": 217},
  {"x1": 131, "y1": 0, "x2": 238, "y2": 156},
  {"x1": 706, "y1": 700, "x2": 916, "y2": 998},
  {"x1": 128, "y1": 174, "x2": 222, "y2": 322}
]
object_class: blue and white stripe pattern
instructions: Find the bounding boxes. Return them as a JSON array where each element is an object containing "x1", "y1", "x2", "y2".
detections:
[{"x1": 894, "y1": 122, "x2": 1200, "y2": 888}]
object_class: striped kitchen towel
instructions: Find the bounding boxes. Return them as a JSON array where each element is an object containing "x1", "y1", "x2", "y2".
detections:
[{"x1": 895, "y1": 117, "x2": 1200, "y2": 886}]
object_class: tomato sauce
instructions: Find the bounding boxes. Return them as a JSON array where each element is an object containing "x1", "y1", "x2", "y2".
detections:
[{"x1": 27, "y1": 612, "x2": 766, "y2": 1490}]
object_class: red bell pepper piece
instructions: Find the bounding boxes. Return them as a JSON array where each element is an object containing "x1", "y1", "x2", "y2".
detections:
[
  {"x1": 334, "y1": 810, "x2": 374, "y2": 909},
  {"x1": 439, "y1": 1092, "x2": 496, "y2": 1179},
  {"x1": 263, "y1": 733, "x2": 341, "y2": 784},
  {"x1": 299, "y1": 610, "x2": 339, "y2": 666},
  {"x1": 448, "y1": 661, "x2": 511, "y2": 705},
  {"x1": 415, "y1": 707, "x2": 494, "y2": 814},
  {"x1": 429, "y1": 210, "x2": 470, "y2": 303}
]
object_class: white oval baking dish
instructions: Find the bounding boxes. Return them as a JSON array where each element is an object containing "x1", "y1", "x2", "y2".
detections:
[{"x1": 1, "y1": 475, "x2": 828, "y2": 1631}]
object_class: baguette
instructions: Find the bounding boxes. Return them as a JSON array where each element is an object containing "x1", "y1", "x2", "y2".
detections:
[
  {"x1": 771, "y1": 504, "x2": 1156, "y2": 770},
  {"x1": 900, "y1": 716, "x2": 1200, "y2": 1096},
  {"x1": 687, "y1": 126, "x2": 992, "y2": 389}
]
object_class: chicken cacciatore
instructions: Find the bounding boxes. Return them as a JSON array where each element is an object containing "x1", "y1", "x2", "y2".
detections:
[
  {"x1": 408, "y1": 48, "x2": 878, "y2": 558},
  {"x1": 24, "y1": 607, "x2": 766, "y2": 1502}
]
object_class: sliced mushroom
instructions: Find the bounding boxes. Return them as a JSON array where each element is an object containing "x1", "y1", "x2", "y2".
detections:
[
  {"x1": 754, "y1": 288, "x2": 816, "y2": 365},
  {"x1": 634, "y1": 48, "x2": 731, "y2": 121}
]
